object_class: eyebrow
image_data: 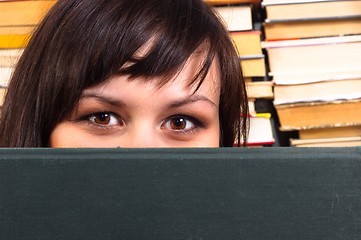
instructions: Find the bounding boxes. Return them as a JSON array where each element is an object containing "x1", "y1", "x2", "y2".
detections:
[
  {"x1": 80, "y1": 93, "x2": 126, "y2": 108},
  {"x1": 167, "y1": 95, "x2": 218, "y2": 109},
  {"x1": 80, "y1": 92, "x2": 218, "y2": 109}
]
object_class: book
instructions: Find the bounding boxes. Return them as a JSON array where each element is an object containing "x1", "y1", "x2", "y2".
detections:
[
  {"x1": 0, "y1": 66, "x2": 13, "y2": 87},
  {"x1": 248, "y1": 99, "x2": 256, "y2": 114},
  {"x1": 262, "y1": 32, "x2": 361, "y2": 48},
  {"x1": 262, "y1": 0, "x2": 357, "y2": 4},
  {"x1": 0, "y1": 48, "x2": 23, "y2": 67},
  {"x1": 212, "y1": 4, "x2": 253, "y2": 31},
  {"x1": 0, "y1": 25, "x2": 36, "y2": 35},
  {"x1": 292, "y1": 123, "x2": 361, "y2": 147},
  {"x1": 246, "y1": 80, "x2": 274, "y2": 99},
  {"x1": 275, "y1": 99, "x2": 361, "y2": 130},
  {"x1": 1, "y1": 147, "x2": 361, "y2": 239},
  {"x1": 0, "y1": 34, "x2": 31, "y2": 48},
  {"x1": 243, "y1": 113, "x2": 275, "y2": 146},
  {"x1": 298, "y1": 125, "x2": 361, "y2": 139},
  {"x1": 263, "y1": 18, "x2": 361, "y2": 40},
  {"x1": 0, "y1": 1, "x2": 56, "y2": 48},
  {"x1": 262, "y1": 35, "x2": 361, "y2": 78},
  {"x1": 230, "y1": 31, "x2": 263, "y2": 56},
  {"x1": 240, "y1": 56, "x2": 267, "y2": 77},
  {"x1": 273, "y1": 77, "x2": 361, "y2": 105},
  {"x1": 262, "y1": 0, "x2": 361, "y2": 22},
  {"x1": 271, "y1": 69, "x2": 361, "y2": 85},
  {"x1": 290, "y1": 136, "x2": 361, "y2": 147},
  {"x1": 0, "y1": 25, "x2": 36, "y2": 49},
  {"x1": 205, "y1": 0, "x2": 260, "y2": 5},
  {"x1": 0, "y1": 0, "x2": 56, "y2": 26},
  {"x1": 0, "y1": 87, "x2": 5, "y2": 107}
]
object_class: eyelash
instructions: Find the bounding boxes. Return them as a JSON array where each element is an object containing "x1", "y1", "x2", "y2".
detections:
[
  {"x1": 79, "y1": 112, "x2": 122, "y2": 130},
  {"x1": 162, "y1": 115, "x2": 205, "y2": 135},
  {"x1": 78, "y1": 112, "x2": 206, "y2": 134}
]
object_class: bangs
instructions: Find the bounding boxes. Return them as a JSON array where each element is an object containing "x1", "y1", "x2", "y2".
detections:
[
  {"x1": 118, "y1": 37, "x2": 217, "y2": 90},
  {"x1": 85, "y1": 0, "x2": 222, "y2": 89}
]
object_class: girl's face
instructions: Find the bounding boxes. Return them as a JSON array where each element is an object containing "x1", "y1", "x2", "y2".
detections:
[{"x1": 50, "y1": 54, "x2": 221, "y2": 148}]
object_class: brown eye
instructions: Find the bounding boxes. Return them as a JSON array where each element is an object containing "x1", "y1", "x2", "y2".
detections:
[
  {"x1": 170, "y1": 117, "x2": 187, "y2": 130},
  {"x1": 93, "y1": 113, "x2": 111, "y2": 125},
  {"x1": 162, "y1": 115, "x2": 197, "y2": 132},
  {"x1": 87, "y1": 112, "x2": 121, "y2": 127}
]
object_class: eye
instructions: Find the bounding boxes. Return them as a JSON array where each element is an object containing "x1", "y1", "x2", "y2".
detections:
[
  {"x1": 87, "y1": 112, "x2": 121, "y2": 127},
  {"x1": 162, "y1": 115, "x2": 197, "y2": 132}
]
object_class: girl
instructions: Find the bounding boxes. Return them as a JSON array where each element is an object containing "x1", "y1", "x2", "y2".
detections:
[{"x1": 0, "y1": 0, "x2": 248, "y2": 147}]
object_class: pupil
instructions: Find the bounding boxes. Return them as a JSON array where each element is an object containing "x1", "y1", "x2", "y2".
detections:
[
  {"x1": 172, "y1": 118, "x2": 185, "y2": 129},
  {"x1": 95, "y1": 113, "x2": 110, "y2": 124},
  {"x1": 99, "y1": 113, "x2": 108, "y2": 121}
]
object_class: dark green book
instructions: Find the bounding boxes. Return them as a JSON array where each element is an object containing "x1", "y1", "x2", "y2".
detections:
[{"x1": 0, "y1": 147, "x2": 360, "y2": 240}]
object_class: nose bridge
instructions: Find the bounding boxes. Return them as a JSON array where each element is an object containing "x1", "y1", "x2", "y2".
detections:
[{"x1": 123, "y1": 121, "x2": 159, "y2": 148}]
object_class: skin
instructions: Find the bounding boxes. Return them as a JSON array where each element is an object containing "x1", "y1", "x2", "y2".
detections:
[{"x1": 50, "y1": 53, "x2": 221, "y2": 148}]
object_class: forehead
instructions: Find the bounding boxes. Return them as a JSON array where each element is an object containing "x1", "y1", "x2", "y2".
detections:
[
  {"x1": 171, "y1": 50, "x2": 220, "y2": 92},
  {"x1": 83, "y1": 53, "x2": 221, "y2": 105}
]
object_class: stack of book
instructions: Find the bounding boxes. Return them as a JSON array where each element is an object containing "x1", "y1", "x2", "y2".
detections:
[
  {"x1": 261, "y1": 0, "x2": 361, "y2": 147},
  {"x1": 205, "y1": 0, "x2": 267, "y2": 80},
  {"x1": 0, "y1": 0, "x2": 56, "y2": 110},
  {"x1": 206, "y1": 0, "x2": 276, "y2": 146}
]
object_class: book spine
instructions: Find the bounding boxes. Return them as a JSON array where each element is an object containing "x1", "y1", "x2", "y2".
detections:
[
  {"x1": 0, "y1": 34, "x2": 31, "y2": 48},
  {"x1": 262, "y1": 0, "x2": 342, "y2": 7}
]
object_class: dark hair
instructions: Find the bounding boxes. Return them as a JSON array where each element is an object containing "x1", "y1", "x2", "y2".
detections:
[{"x1": 0, "y1": 0, "x2": 248, "y2": 147}]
